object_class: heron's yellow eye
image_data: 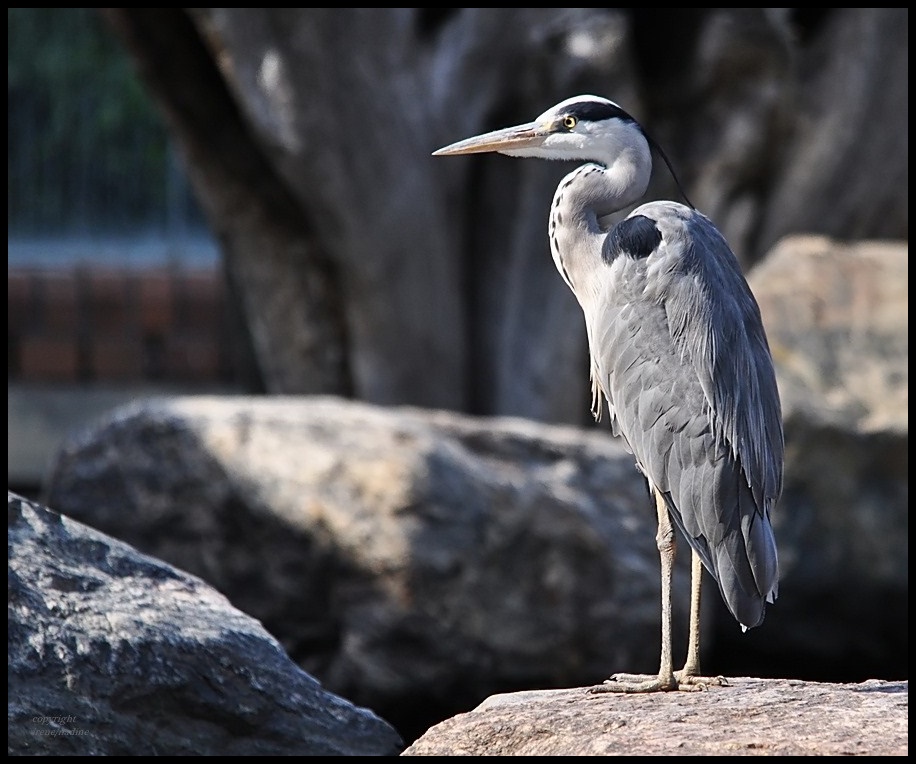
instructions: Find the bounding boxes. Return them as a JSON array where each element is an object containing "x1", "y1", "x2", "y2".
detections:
[{"x1": 563, "y1": 116, "x2": 577, "y2": 130}]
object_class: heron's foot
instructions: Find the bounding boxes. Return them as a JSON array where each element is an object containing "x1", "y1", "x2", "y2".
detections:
[
  {"x1": 674, "y1": 669, "x2": 729, "y2": 690},
  {"x1": 587, "y1": 670, "x2": 726, "y2": 694},
  {"x1": 587, "y1": 672, "x2": 680, "y2": 694},
  {"x1": 605, "y1": 672, "x2": 659, "y2": 684}
]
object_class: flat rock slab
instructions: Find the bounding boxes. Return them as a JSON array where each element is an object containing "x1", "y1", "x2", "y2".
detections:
[{"x1": 402, "y1": 678, "x2": 907, "y2": 756}]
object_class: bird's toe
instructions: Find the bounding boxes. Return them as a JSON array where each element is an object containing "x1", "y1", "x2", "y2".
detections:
[{"x1": 674, "y1": 671, "x2": 729, "y2": 690}]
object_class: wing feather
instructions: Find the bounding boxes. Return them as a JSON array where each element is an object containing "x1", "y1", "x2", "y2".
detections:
[{"x1": 590, "y1": 203, "x2": 782, "y2": 628}]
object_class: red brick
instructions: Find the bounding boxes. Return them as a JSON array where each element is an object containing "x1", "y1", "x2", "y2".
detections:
[
  {"x1": 165, "y1": 334, "x2": 221, "y2": 381},
  {"x1": 89, "y1": 333, "x2": 144, "y2": 381},
  {"x1": 137, "y1": 269, "x2": 175, "y2": 333},
  {"x1": 84, "y1": 267, "x2": 132, "y2": 332},
  {"x1": 7, "y1": 270, "x2": 34, "y2": 336},
  {"x1": 19, "y1": 334, "x2": 80, "y2": 381},
  {"x1": 179, "y1": 270, "x2": 224, "y2": 332},
  {"x1": 38, "y1": 269, "x2": 81, "y2": 333}
]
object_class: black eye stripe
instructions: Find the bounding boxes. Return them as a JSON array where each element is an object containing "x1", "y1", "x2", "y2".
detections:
[{"x1": 565, "y1": 101, "x2": 635, "y2": 125}]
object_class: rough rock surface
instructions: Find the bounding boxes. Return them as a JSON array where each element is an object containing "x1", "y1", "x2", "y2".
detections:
[
  {"x1": 43, "y1": 400, "x2": 675, "y2": 741},
  {"x1": 402, "y1": 678, "x2": 908, "y2": 756},
  {"x1": 750, "y1": 236, "x2": 907, "y2": 435},
  {"x1": 7, "y1": 492, "x2": 403, "y2": 756}
]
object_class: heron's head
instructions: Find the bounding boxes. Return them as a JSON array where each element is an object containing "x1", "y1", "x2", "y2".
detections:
[
  {"x1": 433, "y1": 95, "x2": 650, "y2": 166},
  {"x1": 434, "y1": 94, "x2": 693, "y2": 208}
]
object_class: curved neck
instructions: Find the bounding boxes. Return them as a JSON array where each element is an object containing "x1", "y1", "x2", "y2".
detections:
[
  {"x1": 549, "y1": 151, "x2": 651, "y2": 301},
  {"x1": 560, "y1": 148, "x2": 652, "y2": 225}
]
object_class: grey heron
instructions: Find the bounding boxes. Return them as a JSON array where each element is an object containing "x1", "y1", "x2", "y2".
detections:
[{"x1": 434, "y1": 95, "x2": 782, "y2": 693}]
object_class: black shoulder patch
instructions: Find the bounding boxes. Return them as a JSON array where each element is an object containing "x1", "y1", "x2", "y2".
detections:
[
  {"x1": 567, "y1": 100, "x2": 635, "y2": 125},
  {"x1": 604, "y1": 215, "x2": 661, "y2": 263}
]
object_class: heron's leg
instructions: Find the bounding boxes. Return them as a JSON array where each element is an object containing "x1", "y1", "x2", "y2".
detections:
[
  {"x1": 589, "y1": 490, "x2": 682, "y2": 693},
  {"x1": 681, "y1": 549, "x2": 703, "y2": 675},
  {"x1": 675, "y1": 549, "x2": 727, "y2": 688}
]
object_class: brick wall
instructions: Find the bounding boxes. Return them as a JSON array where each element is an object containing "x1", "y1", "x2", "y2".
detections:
[{"x1": 8, "y1": 265, "x2": 247, "y2": 387}]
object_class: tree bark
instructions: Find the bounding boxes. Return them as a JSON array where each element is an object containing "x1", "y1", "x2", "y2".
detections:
[
  {"x1": 100, "y1": 8, "x2": 351, "y2": 396},
  {"x1": 101, "y1": 8, "x2": 908, "y2": 422}
]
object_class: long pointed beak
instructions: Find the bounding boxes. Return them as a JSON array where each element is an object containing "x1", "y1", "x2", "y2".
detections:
[{"x1": 432, "y1": 121, "x2": 547, "y2": 156}]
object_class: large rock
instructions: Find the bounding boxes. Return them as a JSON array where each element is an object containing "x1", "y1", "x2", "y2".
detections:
[
  {"x1": 401, "y1": 678, "x2": 908, "y2": 756},
  {"x1": 750, "y1": 236, "x2": 907, "y2": 435},
  {"x1": 7, "y1": 492, "x2": 403, "y2": 756},
  {"x1": 43, "y1": 398, "x2": 686, "y2": 741}
]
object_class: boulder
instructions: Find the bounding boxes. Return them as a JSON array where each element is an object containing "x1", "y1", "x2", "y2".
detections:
[
  {"x1": 402, "y1": 678, "x2": 908, "y2": 756},
  {"x1": 43, "y1": 398, "x2": 681, "y2": 740},
  {"x1": 7, "y1": 492, "x2": 403, "y2": 756}
]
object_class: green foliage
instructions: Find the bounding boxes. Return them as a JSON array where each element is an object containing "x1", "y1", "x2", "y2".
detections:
[{"x1": 8, "y1": 8, "x2": 200, "y2": 234}]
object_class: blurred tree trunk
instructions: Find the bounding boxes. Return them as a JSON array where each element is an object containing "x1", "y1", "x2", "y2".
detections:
[
  {"x1": 100, "y1": 9, "x2": 350, "y2": 397},
  {"x1": 100, "y1": 8, "x2": 907, "y2": 423}
]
